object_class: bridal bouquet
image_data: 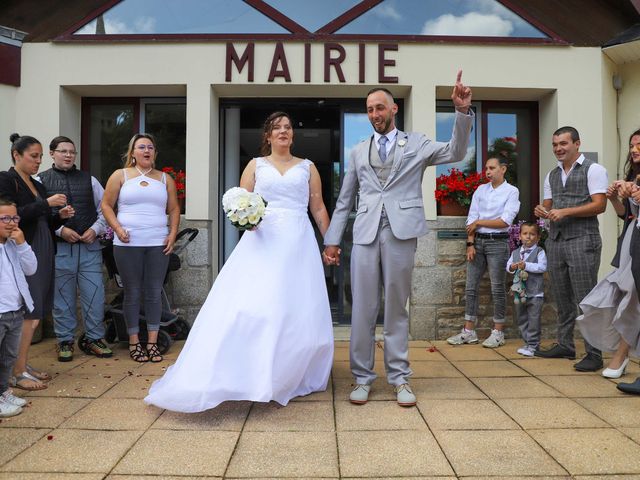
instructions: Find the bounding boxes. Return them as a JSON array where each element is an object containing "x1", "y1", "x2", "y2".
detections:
[{"x1": 222, "y1": 187, "x2": 267, "y2": 230}]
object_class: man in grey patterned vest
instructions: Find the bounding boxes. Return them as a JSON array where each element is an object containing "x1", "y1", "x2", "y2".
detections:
[{"x1": 534, "y1": 126, "x2": 608, "y2": 371}]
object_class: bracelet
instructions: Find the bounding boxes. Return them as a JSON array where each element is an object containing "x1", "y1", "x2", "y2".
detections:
[{"x1": 466, "y1": 241, "x2": 475, "y2": 247}]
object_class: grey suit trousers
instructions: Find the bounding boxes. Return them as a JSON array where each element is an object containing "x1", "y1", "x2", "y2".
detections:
[{"x1": 350, "y1": 216, "x2": 416, "y2": 386}]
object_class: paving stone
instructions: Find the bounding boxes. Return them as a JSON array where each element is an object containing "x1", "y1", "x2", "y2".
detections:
[
  {"x1": 107, "y1": 476, "x2": 220, "y2": 480},
  {"x1": 338, "y1": 430, "x2": 453, "y2": 477},
  {"x1": 0, "y1": 398, "x2": 89, "y2": 429},
  {"x1": 496, "y1": 397, "x2": 608, "y2": 429},
  {"x1": 0, "y1": 474, "x2": 105, "y2": 480},
  {"x1": 0, "y1": 429, "x2": 48, "y2": 467},
  {"x1": 70, "y1": 359, "x2": 144, "y2": 376},
  {"x1": 539, "y1": 375, "x2": 624, "y2": 397},
  {"x1": 576, "y1": 397, "x2": 640, "y2": 427},
  {"x1": 512, "y1": 358, "x2": 599, "y2": 376},
  {"x1": 409, "y1": 377, "x2": 487, "y2": 399},
  {"x1": 530, "y1": 428, "x2": 640, "y2": 475},
  {"x1": 408, "y1": 346, "x2": 449, "y2": 361},
  {"x1": 21, "y1": 372, "x2": 125, "y2": 398},
  {"x1": 335, "y1": 400, "x2": 427, "y2": 431},
  {"x1": 410, "y1": 360, "x2": 462, "y2": 378},
  {"x1": 25, "y1": 354, "x2": 89, "y2": 377},
  {"x1": 435, "y1": 430, "x2": 567, "y2": 476},
  {"x1": 151, "y1": 401, "x2": 250, "y2": 431},
  {"x1": 60, "y1": 398, "x2": 162, "y2": 430},
  {"x1": 245, "y1": 401, "x2": 334, "y2": 431},
  {"x1": 101, "y1": 375, "x2": 161, "y2": 399},
  {"x1": 226, "y1": 431, "x2": 338, "y2": 478},
  {"x1": 436, "y1": 343, "x2": 505, "y2": 361},
  {"x1": 418, "y1": 399, "x2": 519, "y2": 430},
  {"x1": 113, "y1": 430, "x2": 237, "y2": 476},
  {"x1": 622, "y1": 428, "x2": 640, "y2": 444},
  {"x1": 1, "y1": 429, "x2": 142, "y2": 473},
  {"x1": 454, "y1": 360, "x2": 530, "y2": 377},
  {"x1": 471, "y1": 376, "x2": 563, "y2": 398}
]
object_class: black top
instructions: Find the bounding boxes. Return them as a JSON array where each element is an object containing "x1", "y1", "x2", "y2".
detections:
[{"x1": 0, "y1": 167, "x2": 63, "y2": 246}]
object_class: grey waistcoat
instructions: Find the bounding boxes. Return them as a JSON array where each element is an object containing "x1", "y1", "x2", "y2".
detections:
[
  {"x1": 511, "y1": 246, "x2": 544, "y2": 297},
  {"x1": 548, "y1": 158, "x2": 599, "y2": 240}
]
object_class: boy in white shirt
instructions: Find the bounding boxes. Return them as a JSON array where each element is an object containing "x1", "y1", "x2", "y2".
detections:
[
  {"x1": 447, "y1": 156, "x2": 521, "y2": 348},
  {"x1": 0, "y1": 198, "x2": 37, "y2": 417}
]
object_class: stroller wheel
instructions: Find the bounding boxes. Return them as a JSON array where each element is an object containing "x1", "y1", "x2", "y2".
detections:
[
  {"x1": 105, "y1": 316, "x2": 117, "y2": 343},
  {"x1": 77, "y1": 334, "x2": 90, "y2": 354},
  {"x1": 167, "y1": 318, "x2": 191, "y2": 340}
]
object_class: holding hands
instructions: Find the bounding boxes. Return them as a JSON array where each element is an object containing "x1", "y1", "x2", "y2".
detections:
[
  {"x1": 322, "y1": 245, "x2": 341, "y2": 266},
  {"x1": 451, "y1": 70, "x2": 472, "y2": 114}
]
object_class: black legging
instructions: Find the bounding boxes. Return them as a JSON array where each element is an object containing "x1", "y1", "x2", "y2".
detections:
[{"x1": 113, "y1": 245, "x2": 169, "y2": 335}]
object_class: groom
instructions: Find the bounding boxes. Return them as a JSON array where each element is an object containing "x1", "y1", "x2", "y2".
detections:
[{"x1": 323, "y1": 71, "x2": 473, "y2": 406}]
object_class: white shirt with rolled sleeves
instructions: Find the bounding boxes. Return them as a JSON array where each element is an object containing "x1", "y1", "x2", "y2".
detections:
[
  {"x1": 466, "y1": 181, "x2": 521, "y2": 234},
  {"x1": 543, "y1": 154, "x2": 609, "y2": 200},
  {"x1": 0, "y1": 239, "x2": 37, "y2": 313}
]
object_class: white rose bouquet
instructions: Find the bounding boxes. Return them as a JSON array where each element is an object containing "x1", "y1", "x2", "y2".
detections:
[{"x1": 222, "y1": 187, "x2": 268, "y2": 231}]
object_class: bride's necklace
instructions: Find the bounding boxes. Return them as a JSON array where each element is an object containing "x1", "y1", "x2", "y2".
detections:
[{"x1": 135, "y1": 165, "x2": 153, "y2": 176}]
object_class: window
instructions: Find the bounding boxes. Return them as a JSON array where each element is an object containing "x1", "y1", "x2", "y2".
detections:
[
  {"x1": 263, "y1": 0, "x2": 361, "y2": 32},
  {"x1": 435, "y1": 101, "x2": 539, "y2": 218}
]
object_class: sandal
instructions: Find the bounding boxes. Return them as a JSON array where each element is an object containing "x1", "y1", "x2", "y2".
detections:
[
  {"x1": 11, "y1": 371, "x2": 48, "y2": 391},
  {"x1": 26, "y1": 364, "x2": 51, "y2": 382},
  {"x1": 129, "y1": 343, "x2": 149, "y2": 363},
  {"x1": 146, "y1": 343, "x2": 163, "y2": 363}
]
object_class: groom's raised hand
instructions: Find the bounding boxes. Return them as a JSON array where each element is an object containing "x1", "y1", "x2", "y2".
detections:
[
  {"x1": 451, "y1": 70, "x2": 472, "y2": 114},
  {"x1": 322, "y1": 245, "x2": 341, "y2": 266}
]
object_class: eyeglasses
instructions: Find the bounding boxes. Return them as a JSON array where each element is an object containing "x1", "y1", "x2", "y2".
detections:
[
  {"x1": 53, "y1": 150, "x2": 77, "y2": 156},
  {"x1": 135, "y1": 145, "x2": 155, "y2": 151},
  {"x1": 0, "y1": 215, "x2": 20, "y2": 224}
]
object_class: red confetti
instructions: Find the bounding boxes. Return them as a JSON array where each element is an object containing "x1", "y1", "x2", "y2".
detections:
[
  {"x1": 428, "y1": 346, "x2": 438, "y2": 353},
  {"x1": 47, "y1": 435, "x2": 54, "y2": 440}
]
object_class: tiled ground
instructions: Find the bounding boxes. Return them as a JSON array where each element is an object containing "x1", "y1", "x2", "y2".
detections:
[{"x1": 1, "y1": 338, "x2": 640, "y2": 479}]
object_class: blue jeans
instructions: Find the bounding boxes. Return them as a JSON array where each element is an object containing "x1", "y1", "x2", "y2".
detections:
[
  {"x1": 53, "y1": 242, "x2": 105, "y2": 343},
  {"x1": 0, "y1": 309, "x2": 24, "y2": 394},
  {"x1": 464, "y1": 237, "x2": 509, "y2": 324}
]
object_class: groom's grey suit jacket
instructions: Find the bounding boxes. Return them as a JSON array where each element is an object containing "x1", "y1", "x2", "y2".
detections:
[{"x1": 325, "y1": 111, "x2": 474, "y2": 246}]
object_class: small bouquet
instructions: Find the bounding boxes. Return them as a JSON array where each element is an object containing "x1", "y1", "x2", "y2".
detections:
[
  {"x1": 222, "y1": 187, "x2": 267, "y2": 231},
  {"x1": 98, "y1": 226, "x2": 114, "y2": 246}
]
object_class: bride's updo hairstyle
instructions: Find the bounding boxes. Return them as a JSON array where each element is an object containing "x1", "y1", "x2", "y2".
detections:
[
  {"x1": 260, "y1": 111, "x2": 292, "y2": 156},
  {"x1": 9, "y1": 133, "x2": 41, "y2": 164}
]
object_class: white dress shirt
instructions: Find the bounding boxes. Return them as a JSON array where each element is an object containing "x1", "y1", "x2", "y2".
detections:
[
  {"x1": 466, "y1": 180, "x2": 521, "y2": 233},
  {"x1": 505, "y1": 244, "x2": 547, "y2": 297},
  {"x1": 373, "y1": 128, "x2": 398, "y2": 157},
  {"x1": 543, "y1": 154, "x2": 608, "y2": 200}
]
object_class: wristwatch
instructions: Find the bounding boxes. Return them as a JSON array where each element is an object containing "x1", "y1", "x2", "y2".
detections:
[{"x1": 466, "y1": 241, "x2": 475, "y2": 247}]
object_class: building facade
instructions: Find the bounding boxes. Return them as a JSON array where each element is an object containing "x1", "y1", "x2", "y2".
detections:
[{"x1": 1, "y1": 0, "x2": 639, "y2": 338}]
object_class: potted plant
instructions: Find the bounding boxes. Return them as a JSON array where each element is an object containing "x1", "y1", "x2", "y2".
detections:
[
  {"x1": 435, "y1": 168, "x2": 487, "y2": 216},
  {"x1": 162, "y1": 166, "x2": 186, "y2": 212}
]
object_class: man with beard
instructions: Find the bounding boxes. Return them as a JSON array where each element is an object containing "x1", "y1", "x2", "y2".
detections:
[{"x1": 323, "y1": 72, "x2": 474, "y2": 406}]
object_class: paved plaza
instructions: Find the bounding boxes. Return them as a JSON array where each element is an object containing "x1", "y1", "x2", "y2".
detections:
[{"x1": 1, "y1": 338, "x2": 640, "y2": 479}]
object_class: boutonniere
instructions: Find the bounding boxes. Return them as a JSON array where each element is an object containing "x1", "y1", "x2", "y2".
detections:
[{"x1": 397, "y1": 139, "x2": 406, "y2": 147}]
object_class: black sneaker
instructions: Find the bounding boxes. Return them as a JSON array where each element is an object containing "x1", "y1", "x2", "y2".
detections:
[
  {"x1": 574, "y1": 353, "x2": 603, "y2": 372},
  {"x1": 533, "y1": 343, "x2": 576, "y2": 359},
  {"x1": 56, "y1": 341, "x2": 74, "y2": 362},
  {"x1": 85, "y1": 339, "x2": 113, "y2": 358}
]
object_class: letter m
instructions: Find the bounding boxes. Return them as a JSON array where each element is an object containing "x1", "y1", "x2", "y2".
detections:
[{"x1": 226, "y1": 43, "x2": 255, "y2": 82}]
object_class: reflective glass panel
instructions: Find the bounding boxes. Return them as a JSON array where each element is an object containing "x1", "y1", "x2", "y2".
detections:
[
  {"x1": 264, "y1": 0, "x2": 361, "y2": 32},
  {"x1": 75, "y1": 0, "x2": 288, "y2": 34},
  {"x1": 337, "y1": 0, "x2": 548, "y2": 37},
  {"x1": 436, "y1": 106, "x2": 478, "y2": 177}
]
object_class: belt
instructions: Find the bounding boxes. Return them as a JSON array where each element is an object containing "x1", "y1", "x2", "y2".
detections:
[
  {"x1": 0, "y1": 309, "x2": 24, "y2": 320},
  {"x1": 475, "y1": 232, "x2": 509, "y2": 239}
]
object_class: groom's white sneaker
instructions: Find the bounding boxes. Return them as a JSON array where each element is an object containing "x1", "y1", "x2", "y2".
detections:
[
  {"x1": 395, "y1": 383, "x2": 416, "y2": 407},
  {"x1": 349, "y1": 384, "x2": 371, "y2": 404}
]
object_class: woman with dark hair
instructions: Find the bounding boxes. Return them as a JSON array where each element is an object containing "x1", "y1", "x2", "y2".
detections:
[
  {"x1": 0, "y1": 134, "x2": 74, "y2": 390},
  {"x1": 101, "y1": 133, "x2": 180, "y2": 363},
  {"x1": 145, "y1": 112, "x2": 334, "y2": 412},
  {"x1": 577, "y1": 129, "x2": 640, "y2": 383}
]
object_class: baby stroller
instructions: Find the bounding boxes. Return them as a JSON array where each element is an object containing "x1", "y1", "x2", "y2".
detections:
[{"x1": 78, "y1": 227, "x2": 199, "y2": 355}]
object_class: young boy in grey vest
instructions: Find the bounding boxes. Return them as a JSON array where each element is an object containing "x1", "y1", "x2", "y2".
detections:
[
  {"x1": 507, "y1": 221, "x2": 547, "y2": 356},
  {"x1": 0, "y1": 197, "x2": 37, "y2": 417}
]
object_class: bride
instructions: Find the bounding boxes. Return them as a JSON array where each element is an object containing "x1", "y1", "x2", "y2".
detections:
[{"x1": 145, "y1": 112, "x2": 334, "y2": 412}]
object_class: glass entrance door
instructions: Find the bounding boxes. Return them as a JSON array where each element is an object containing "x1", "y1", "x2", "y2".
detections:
[{"x1": 219, "y1": 99, "x2": 377, "y2": 324}]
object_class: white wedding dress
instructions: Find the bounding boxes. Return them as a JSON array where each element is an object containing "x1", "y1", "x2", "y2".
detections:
[{"x1": 145, "y1": 158, "x2": 334, "y2": 412}]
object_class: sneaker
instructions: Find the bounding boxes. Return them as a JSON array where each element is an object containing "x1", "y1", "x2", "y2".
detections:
[
  {"x1": 517, "y1": 345, "x2": 536, "y2": 357},
  {"x1": 482, "y1": 329, "x2": 505, "y2": 348},
  {"x1": 56, "y1": 341, "x2": 74, "y2": 362},
  {"x1": 447, "y1": 329, "x2": 478, "y2": 345},
  {"x1": 85, "y1": 339, "x2": 113, "y2": 358},
  {"x1": 0, "y1": 398, "x2": 22, "y2": 417},
  {"x1": 0, "y1": 389, "x2": 27, "y2": 407}
]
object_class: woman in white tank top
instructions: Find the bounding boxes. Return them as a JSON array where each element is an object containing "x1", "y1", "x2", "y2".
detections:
[{"x1": 102, "y1": 133, "x2": 180, "y2": 363}]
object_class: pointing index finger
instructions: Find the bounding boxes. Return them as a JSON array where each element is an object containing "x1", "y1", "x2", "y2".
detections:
[{"x1": 456, "y1": 69, "x2": 463, "y2": 84}]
